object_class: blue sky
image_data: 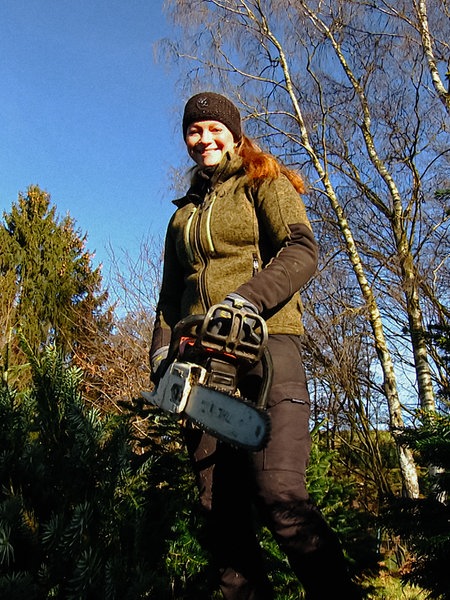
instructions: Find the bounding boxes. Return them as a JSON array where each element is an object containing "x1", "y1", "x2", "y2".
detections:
[{"x1": 0, "y1": 0, "x2": 187, "y2": 284}]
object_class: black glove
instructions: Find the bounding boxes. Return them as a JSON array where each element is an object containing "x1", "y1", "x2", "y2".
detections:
[
  {"x1": 150, "y1": 345, "x2": 169, "y2": 384},
  {"x1": 222, "y1": 293, "x2": 258, "y2": 314}
]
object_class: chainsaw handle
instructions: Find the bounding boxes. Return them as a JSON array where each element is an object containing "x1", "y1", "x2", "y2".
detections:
[
  {"x1": 169, "y1": 306, "x2": 268, "y2": 363},
  {"x1": 200, "y1": 304, "x2": 268, "y2": 363}
]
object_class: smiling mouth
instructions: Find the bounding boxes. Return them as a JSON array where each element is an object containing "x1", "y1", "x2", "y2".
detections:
[{"x1": 192, "y1": 147, "x2": 222, "y2": 164}]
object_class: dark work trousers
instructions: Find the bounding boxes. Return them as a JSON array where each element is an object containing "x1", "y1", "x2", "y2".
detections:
[{"x1": 183, "y1": 334, "x2": 360, "y2": 600}]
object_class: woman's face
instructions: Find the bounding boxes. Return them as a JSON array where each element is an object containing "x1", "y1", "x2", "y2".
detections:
[{"x1": 185, "y1": 120, "x2": 236, "y2": 168}]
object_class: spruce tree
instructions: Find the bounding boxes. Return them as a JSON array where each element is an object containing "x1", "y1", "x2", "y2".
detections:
[{"x1": 0, "y1": 185, "x2": 111, "y2": 390}]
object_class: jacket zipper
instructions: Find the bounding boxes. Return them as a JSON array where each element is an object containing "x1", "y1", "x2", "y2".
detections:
[
  {"x1": 195, "y1": 207, "x2": 210, "y2": 308},
  {"x1": 184, "y1": 207, "x2": 197, "y2": 264},
  {"x1": 204, "y1": 193, "x2": 217, "y2": 255},
  {"x1": 252, "y1": 252, "x2": 259, "y2": 276},
  {"x1": 190, "y1": 192, "x2": 215, "y2": 308},
  {"x1": 185, "y1": 192, "x2": 217, "y2": 309}
]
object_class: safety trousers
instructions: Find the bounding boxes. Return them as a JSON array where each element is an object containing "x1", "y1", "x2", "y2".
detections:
[{"x1": 183, "y1": 335, "x2": 362, "y2": 600}]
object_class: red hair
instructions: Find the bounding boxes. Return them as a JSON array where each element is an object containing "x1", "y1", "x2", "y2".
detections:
[{"x1": 237, "y1": 135, "x2": 306, "y2": 194}]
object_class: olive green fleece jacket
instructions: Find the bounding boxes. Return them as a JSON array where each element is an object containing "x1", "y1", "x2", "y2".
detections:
[{"x1": 150, "y1": 153, "x2": 318, "y2": 355}]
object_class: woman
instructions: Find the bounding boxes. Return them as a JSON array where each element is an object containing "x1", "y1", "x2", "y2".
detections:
[{"x1": 150, "y1": 92, "x2": 362, "y2": 600}]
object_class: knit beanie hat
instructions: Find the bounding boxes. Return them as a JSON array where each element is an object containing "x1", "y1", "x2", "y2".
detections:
[{"x1": 182, "y1": 92, "x2": 242, "y2": 141}]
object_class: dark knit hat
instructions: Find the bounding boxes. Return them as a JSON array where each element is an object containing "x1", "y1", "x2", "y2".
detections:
[{"x1": 182, "y1": 92, "x2": 242, "y2": 141}]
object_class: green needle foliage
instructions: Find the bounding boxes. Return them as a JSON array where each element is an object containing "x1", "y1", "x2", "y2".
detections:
[
  {"x1": 0, "y1": 343, "x2": 205, "y2": 599},
  {"x1": 0, "y1": 185, "x2": 111, "y2": 391}
]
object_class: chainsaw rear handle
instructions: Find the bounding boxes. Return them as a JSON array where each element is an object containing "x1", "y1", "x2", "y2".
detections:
[
  {"x1": 168, "y1": 304, "x2": 268, "y2": 362},
  {"x1": 200, "y1": 304, "x2": 268, "y2": 360}
]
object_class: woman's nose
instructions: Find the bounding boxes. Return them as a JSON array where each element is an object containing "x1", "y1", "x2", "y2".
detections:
[{"x1": 199, "y1": 130, "x2": 213, "y2": 144}]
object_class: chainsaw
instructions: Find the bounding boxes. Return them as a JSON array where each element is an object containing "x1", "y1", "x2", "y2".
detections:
[{"x1": 141, "y1": 304, "x2": 272, "y2": 451}]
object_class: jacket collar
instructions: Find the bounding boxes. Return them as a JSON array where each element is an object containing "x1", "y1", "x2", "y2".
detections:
[{"x1": 173, "y1": 153, "x2": 244, "y2": 208}]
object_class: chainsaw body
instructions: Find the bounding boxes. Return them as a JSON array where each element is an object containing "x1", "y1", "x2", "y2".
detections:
[{"x1": 142, "y1": 304, "x2": 272, "y2": 450}]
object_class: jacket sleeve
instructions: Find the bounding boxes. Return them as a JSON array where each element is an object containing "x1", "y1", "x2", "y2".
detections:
[
  {"x1": 149, "y1": 218, "x2": 184, "y2": 359},
  {"x1": 235, "y1": 175, "x2": 318, "y2": 314}
]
